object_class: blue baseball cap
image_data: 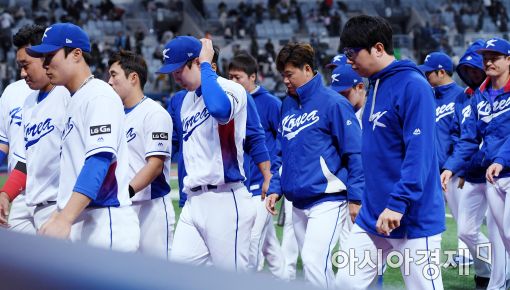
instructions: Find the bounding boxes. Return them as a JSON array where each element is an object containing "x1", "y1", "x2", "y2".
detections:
[
  {"x1": 418, "y1": 52, "x2": 453, "y2": 74},
  {"x1": 330, "y1": 65, "x2": 362, "y2": 92},
  {"x1": 476, "y1": 37, "x2": 510, "y2": 56},
  {"x1": 26, "y1": 23, "x2": 90, "y2": 56},
  {"x1": 156, "y1": 36, "x2": 202, "y2": 74},
  {"x1": 326, "y1": 54, "x2": 348, "y2": 68}
]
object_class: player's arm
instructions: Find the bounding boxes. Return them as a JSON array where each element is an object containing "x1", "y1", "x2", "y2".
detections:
[
  {"x1": 329, "y1": 100, "x2": 364, "y2": 222},
  {"x1": 487, "y1": 135, "x2": 510, "y2": 183},
  {"x1": 129, "y1": 156, "x2": 166, "y2": 197},
  {"x1": 0, "y1": 161, "x2": 27, "y2": 226}
]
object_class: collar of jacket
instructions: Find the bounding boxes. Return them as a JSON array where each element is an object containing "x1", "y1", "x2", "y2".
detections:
[{"x1": 296, "y1": 73, "x2": 323, "y2": 103}]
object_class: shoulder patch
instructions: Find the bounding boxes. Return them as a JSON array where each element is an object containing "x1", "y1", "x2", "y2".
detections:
[
  {"x1": 152, "y1": 132, "x2": 169, "y2": 140},
  {"x1": 90, "y1": 124, "x2": 111, "y2": 136}
]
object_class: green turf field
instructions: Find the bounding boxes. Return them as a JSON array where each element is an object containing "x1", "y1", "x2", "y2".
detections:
[{"x1": 0, "y1": 176, "x2": 484, "y2": 289}]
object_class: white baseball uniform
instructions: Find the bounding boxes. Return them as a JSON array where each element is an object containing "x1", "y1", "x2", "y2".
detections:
[
  {"x1": 125, "y1": 97, "x2": 175, "y2": 259},
  {"x1": 281, "y1": 197, "x2": 299, "y2": 280},
  {"x1": 11, "y1": 86, "x2": 70, "y2": 229},
  {"x1": 170, "y1": 77, "x2": 256, "y2": 271},
  {"x1": 0, "y1": 80, "x2": 34, "y2": 234},
  {"x1": 59, "y1": 78, "x2": 139, "y2": 252}
]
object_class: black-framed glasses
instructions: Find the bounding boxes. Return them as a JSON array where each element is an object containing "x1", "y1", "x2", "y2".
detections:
[{"x1": 343, "y1": 47, "x2": 363, "y2": 60}]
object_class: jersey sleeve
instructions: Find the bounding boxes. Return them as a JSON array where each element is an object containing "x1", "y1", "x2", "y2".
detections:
[
  {"x1": 0, "y1": 91, "x2": 9, "y2": 145},
  {"x1": 143, "y1": 109, "x2": 173, "y2": 158},
  {"x1": 83, "y1": 96, "x2": 123, "y2": 158}
]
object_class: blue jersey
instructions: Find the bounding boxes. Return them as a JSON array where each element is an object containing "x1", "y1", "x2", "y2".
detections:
[
  {"x1": 357, "y1": 60, "x2": 445, "y2": 239},
  {"x1": 274, "y1": 74, "x2": 364, "y2": 210}
]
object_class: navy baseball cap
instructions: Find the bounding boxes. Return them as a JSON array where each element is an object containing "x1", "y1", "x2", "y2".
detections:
[
  {"x1": 476, "y1": 37, "x2": 510, "y2": 56},
  {"x1": 326, "y1": 54, "x2": 348, "y2": 68},
  {"x1": 157, "y1": 36, "x2": 202, "y2": 74},
  {"x1": 330, "y1": 65, "x2": 362, "y2": 92},
  {"x1": 418, "y1": 52, "x2": 453, "y2": 74},
  {"x1": 26, "y1": 23, "x2": 90, "y2": 56}
]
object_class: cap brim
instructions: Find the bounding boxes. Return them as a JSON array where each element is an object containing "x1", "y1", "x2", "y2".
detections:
[
  {"x1": 156, "y1": 61, "x2": 186, "y2": 74},
  {"x1": 330, "y1": 84, "x2": 351, "y2": 93},
  {"x1": 26, "y1": 44, "x2": 62, "y2": 57},
  {"x1": 325, "y1": 63, "x2": 338, "y2": 68},
  {"x1": 418, "y1": 64, "x2": 436, "y2": 73},
  {"x1": 476, "y1": 48, "x2": 508, "y2": 55}
]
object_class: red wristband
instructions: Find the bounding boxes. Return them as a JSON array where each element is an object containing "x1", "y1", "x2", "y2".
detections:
[{"x1": 2, "y1": 169, "x2": 27, "y2": 201}]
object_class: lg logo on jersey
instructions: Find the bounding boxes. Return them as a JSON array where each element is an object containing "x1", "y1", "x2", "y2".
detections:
[
  {"x1": 152, "y1": 132, "x2": 168, "y2": 140},
  {"x1": 90, "y1": 124, "x2": 112, "y2": 136}
]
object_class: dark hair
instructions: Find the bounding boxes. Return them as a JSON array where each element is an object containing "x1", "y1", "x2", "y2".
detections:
[
  {"x1": 107, "y1": 50, "x2": 148, "y2": 89},
  {"x1": 276, "y1": 42, "x2": 315, "y2": 72},
  {"x1": 64, "y1": 46, "x2": 92, "y2": 66},
  {"x1": 12, "y1": 24, "x2": 46, "y2": 49},
  {"x1": 340, "y1": 15, "x2": 394, "y2": 55},
  {"x1": 229, "y1": 52, "x2": 258, "y2": 77}
]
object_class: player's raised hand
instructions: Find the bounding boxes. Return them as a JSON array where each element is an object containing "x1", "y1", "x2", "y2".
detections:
[
  {"x1": 38, "y1": 211, "x2": 71, "y2": 239},
  {"x1": 486, "y1": 162, "x2": 503, "y2": 184},
  {"x1": 266, "y1": 193, "x2": 279, "y2": 215},
  {"x1": 348, "y1": 202, "x2": 361, "y2": 223},
  {"x1": 198, "y1": 38, "x2": 214, "y2": 64},
  {"x1": 440, "y1": 170, "x2": 453, "y2": 192},
  {"x1": 0, "y1": 192, "x2": 10, "y2": 227},
  {"x1": 376, "y1": 208, "x2": 403, "y2": 236}
]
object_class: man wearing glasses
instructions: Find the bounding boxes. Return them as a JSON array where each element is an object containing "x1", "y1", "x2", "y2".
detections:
[{"x1": 336, "y1": 15, "x2": 445, "y2": 289}]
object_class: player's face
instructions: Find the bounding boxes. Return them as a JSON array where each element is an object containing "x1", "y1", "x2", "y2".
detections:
[
  {"x1": 171, "y1": 61, "x2": 201, "y2": 91},
  {"x1": 340, "y1": 85, "x2": 364, "y2": 110},
  {"x1": 425, "y1": 70, "x2": 441, "y2": 87},
  {"x1": 42, "y1": 48, "x2": 73, "y2": 86},
  {"x1": 458, "y1": 65, "x2": 485, "y2": 86},
  {"x1": 281, "y1": 63, "x2": 313, "y2": 96},
  {"x1": 16, "y1": 46, "x2": 50, "y2": 90},
  {"x1": 482, "y1": 52, "x2": 510, "y2": 78},
  {"x1": 345, "y1": 47, "x2": 378, "y2": 78},
  {"x1": 108, "y1": 62, "x2": 131, "y2": 101},
  {"x1": 228, "y1": 69, "x2": 255, "y2": 92}
]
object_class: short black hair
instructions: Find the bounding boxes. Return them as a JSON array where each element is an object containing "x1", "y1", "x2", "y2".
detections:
[
  {"x1": 340, "y1": 15, "x2": 394, "y2": 55},
  {"x1": 63, "y1": 46, "x2": 92, "y2": 66},
  {"x1": 12, "y1": 24, "x2": 46, "y2": 49},
  {"x1": 276, "y1": 42, "x2": 315, "y2": 72},
  {"x1": 229, "y1": 52, "x2": 258, "y2": 76},
  {"x1": 108, "y1": 50, "x2": 148, "y2": 89}
]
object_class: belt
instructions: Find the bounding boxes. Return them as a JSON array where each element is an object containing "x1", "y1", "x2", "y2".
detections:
[
  {"x1": 190, "y1": 184, "x2": 217, "y2": 192},
  {"x1": 36, "y1": 200, "x2": 56, "y2": 207}
]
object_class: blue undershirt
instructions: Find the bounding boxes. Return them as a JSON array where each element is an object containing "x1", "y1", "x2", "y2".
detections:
[{"x1": 73, "y1": 152, "x2": 114, "y2": 200}]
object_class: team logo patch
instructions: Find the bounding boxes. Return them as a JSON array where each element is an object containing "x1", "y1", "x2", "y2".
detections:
[
  {"x1": 281, "y1": 110, "x2": 320, "y2": 140},
  {"x1": 24, "y1": 118, "x2": 55, "y2": 149},
  {"x1": 152, "y1": 132, "x2": 168, "y2": 140},
  {"x1": 90, "y1": 124, "x2": 111, "y2": 136}
]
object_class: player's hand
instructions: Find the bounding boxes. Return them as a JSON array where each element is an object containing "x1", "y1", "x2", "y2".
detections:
[
  {"x1": 457, "y1": 177, "x2": 465, "y2": 189},
  {"x1": 440, "y1": 170, "x2": 453, "y2": 192},
  {"x1": 348, "y1": 202, "x2": 361, "y2": 223},
  {"x1": 198, "y1": 38, "x2": 214, "y2": 64},
  {"x1": 0, "y1": 192, "x2": 10, "y2": 227},
  {"x1": 266, "y1": 193, "x2": 279, "y2": 216},
  {"x1": 38, "y1": 211, "x2": 71, "y2": 239},
  {"x1": 261, "y1": 176, "x2": 271, "y2": 201},
  {"x1": 376, "y1": 208, "x2": 403, "y2": 236},
  {"x1": 486, "y1": 163, "x2": 503, "y2": 184}
]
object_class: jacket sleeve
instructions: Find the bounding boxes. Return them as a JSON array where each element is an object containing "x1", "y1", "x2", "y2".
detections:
[
  {"x1": 267, "y1": 97, "x2": 282, "y2": 175},
  {"x1": 329, "y1": 100, "x2": 364, "y2": 202},
  {"x1": 443, "y1": 96, "x2": 482, "y2": 174},
  {"x1": 245, "y1": 93, "x2": 270, "y2": 164},
  {"x1": 386, "y1": 83, "x2": 437, "y2": 214},
  {"x1": 447, "y1": 93, "x2": 465, "y2": 176}
]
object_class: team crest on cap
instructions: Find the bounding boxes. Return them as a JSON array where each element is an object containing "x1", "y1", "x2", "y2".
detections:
[
  {"x1": 333, "y1": 55, "x2": 343, "y2": 62},
  {"x1": 163, "y1": 48, "x2": 170, "y2": 60},
  {"x1": 331, "y1": 74, "x2": 340, "y2": 82},
  {"x1": 424, "y1": 55, "x2": 431, "y2": 63},
  {"x1": 43, "y1": 27, "x2": 52, "y2": 40},
  {"x1": 486, "y1": 39, "x2": 497, "y2": 48}
]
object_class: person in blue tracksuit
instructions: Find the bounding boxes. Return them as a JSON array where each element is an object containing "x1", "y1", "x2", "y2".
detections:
[
  {"x1": 228, "y1": 52, "x2": 285, "y2": 277},
  {"x1": 335, "y1": 15, "x2": 445, "y2": 290},
  {"x1": 265, "y1": 42, "x2": 364, "y2": 289},
  {"x1": 458, "y1": 37, "x2": 510, "y2": 257}
]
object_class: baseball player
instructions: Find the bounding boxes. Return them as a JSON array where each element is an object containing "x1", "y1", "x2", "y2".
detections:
[
  {"x1": 107, "y1": 50, "x2": 174, "y2": 259},
  {"x1": 266, "y1": 42, "x2": 364, "y2": 289},
  {"x1": 27, "y1": 23, "x2": 139, "y2": 251},
  {"x1": 228, "y1": 52, "x2": 285, "y2": 277},
  {"x1": 0, "y1": 26, "x2": 36, "y2": 234},
  {"x1": 330, "y1": 64, "x2": 366, "y2": 124},
  {"x1": 326, "y1": 53, "x2": 348, "y2": 69},
  {"x1": 336, "y1": 15, "x2": 445, "y2": 289},
  {"x1": 0, "y1": 24, "x2": 70, "y2": 231},
  {"x1": 157, "y1": 36, "x2": 256, "y2": 271}
]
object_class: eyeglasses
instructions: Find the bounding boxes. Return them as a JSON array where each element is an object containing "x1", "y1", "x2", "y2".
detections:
[{"x1": 343, "y1": 47, "x2": 363, "y2": 60}]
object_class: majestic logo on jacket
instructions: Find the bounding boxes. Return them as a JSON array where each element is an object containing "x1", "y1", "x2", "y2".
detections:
[
  {"x1": 182, "y1": 107, "x2": 210, "y2": 141},
  {"x1": 369, "y1": 110, "x2": 387, "y2": 131},
  {"x1": 436, "y1": 102, "x2": 455, "y2": 122},
  {"x1": 281, "y1": 110, "x2": 320, "y2": 140},
  {"x1": 477, "y1": 97, "x2": 510, "y2": 123},
  {"x1": 24, "y1": 118, "x2": 55, "y2": 149}
]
